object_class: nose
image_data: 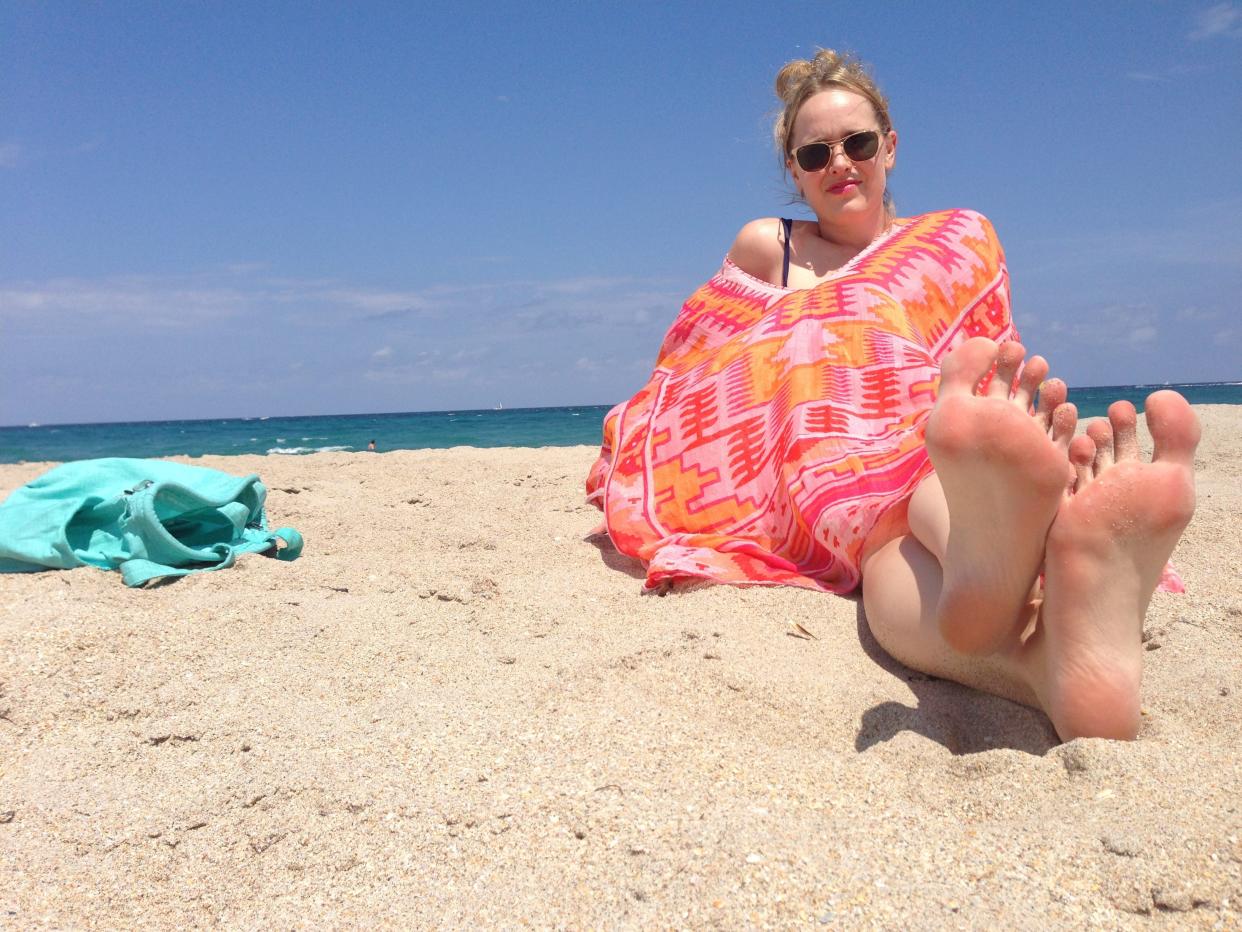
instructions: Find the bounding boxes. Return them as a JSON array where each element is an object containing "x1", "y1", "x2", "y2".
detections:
[{"x1": 825, "y1": 142, "x2": 853, "y2": 172}]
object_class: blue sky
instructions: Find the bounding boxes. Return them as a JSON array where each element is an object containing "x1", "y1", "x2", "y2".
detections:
[{"x1": 3, "y1": 1, "x2": 1240, "y2": 425}]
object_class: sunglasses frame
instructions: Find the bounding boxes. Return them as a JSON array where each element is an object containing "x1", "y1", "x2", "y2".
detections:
[{"x1": 791, "y1": 130, "x2": 884, "y2": 172}]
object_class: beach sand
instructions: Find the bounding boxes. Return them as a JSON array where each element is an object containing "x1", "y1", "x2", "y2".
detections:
[{"x1": 1, "y1": 405, "x2": 1239, "y2": 928}]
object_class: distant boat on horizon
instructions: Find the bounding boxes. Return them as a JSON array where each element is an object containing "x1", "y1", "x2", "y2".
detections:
[{"x1": 494, "y1": 403, "x2": 503, "y2": 410}]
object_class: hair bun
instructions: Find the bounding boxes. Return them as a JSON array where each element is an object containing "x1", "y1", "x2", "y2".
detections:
[
  {"x1": 774, "y1": 59, "x2": 814, "y2": 103},
  {"x1": 813, "y1": 48, "x2": 846, "y2": 72}
]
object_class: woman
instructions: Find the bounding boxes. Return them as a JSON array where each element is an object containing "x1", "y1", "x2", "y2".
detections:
[{"x1": 587, "y1": 49, "x2": 1200, "y2": 742}]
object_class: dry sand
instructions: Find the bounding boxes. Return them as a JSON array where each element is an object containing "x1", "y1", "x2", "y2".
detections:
[{"x1": 1, "y1": 405, "x2": 1239, "y2": 928}]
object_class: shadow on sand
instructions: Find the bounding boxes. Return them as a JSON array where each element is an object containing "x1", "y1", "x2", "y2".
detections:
[
  {"x1": 853, "y1": 602, "x2": 1059, "y2": 756},
  {"x1": 585, "y1": 531, "x2": 647, "y2": 581},
  {"x1": 589, "y1": 528, "x2": 1058, "y2": 755}
]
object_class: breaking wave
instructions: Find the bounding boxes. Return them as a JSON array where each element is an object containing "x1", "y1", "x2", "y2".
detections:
[{"x1": 266, "y1": 445, "x2": 352, "y2": 455}]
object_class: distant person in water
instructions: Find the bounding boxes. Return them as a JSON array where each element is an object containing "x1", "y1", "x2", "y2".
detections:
[
  {"x1": 367, "y1": 439, "x2": 376, "y2": 452},
  {"x1": 587, "y1": 48, "x2": 1200, "y2": 741}
]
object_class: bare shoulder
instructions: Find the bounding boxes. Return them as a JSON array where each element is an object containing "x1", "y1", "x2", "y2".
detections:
[{"x1": 727, "y1": 217, "x2": 786, "y2": 284}]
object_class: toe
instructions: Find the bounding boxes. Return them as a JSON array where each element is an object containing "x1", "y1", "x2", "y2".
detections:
[
  {"x1": 1035, "y1": 378, "x2": 1068, "y2": 432},
  {"x1": 1069, "y1": 434, "x2": 1095, "y2": 491},
  {"x1": 1050, "y1": 402, "x2": 1078, "y2": 454},
  {"x1": 1087, "y1": 419, "x2": 1114, "y2": 473},
  {"x1": 939, "y1": 337, "x2": 1000, "y2": 397},
  {"x1": 1014, "y1": 355, "x2": 1049, "y2": 411},
  {"x1": 987, "y1": 341, "x2": 1025, "y2": 399},
  {"x1": 1146, "y1": 391, "x2": 1201, "y2": 468},
  {"x1": 1109, "y1": 401, "x2": 1140, "y2": 462}
]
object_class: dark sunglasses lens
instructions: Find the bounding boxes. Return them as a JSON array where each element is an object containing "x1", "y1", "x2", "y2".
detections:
[
  {"x1": 796, "y1": 143, "x2": 830, "y2": 171},
  {"x1": 844, "y1": 132, "x2": 880, "y2": 161}
]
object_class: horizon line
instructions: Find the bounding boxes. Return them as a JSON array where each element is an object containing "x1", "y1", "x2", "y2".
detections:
[{"x1": 5, "y1": 380, "x2": 1241, "y2": 430}]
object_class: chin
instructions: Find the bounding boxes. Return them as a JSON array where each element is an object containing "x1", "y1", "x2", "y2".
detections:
[{"x1": 823, "y1": 198, "x2": 875, "y2": 217}]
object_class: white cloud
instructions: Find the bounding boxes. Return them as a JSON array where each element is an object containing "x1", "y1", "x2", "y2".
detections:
[
  {"x1": 540, "y1": 276, "x2": 637, "y2": 296},
  {"x1": 1025, "y1": 204, "x2": 1242, "y2": 275},
  {"x1": 362, "y1": 362, "x2": 472, "y2": 384},
  {"x1": 0, "y1": 276, "x2": 254, "y2": 326},
  {"x1": 320, "y1": 288, "x2": 431, "y2": 313},
  {"x1": 3, "y1": 264, "x2": 687, "y2": 422},
  {"x1": 1189, "y1": 2, "x2": 1242, "y2": 39},
  {"x1": 1175, "y1": 306, "x2": 1219, "y2": 321},
  {"x1": 1124, "y1": 62, "x2": 1211, "y2": 82},
  {"x1": 0, "y1": 273, "x2": 445, "y2": 326},
  {"x1": 363, "y1": 365, "x2": 417, "y2": 384},
  {"x1": 0, "y1": 142, "x2": 23, "y2": 168},
  {"x1": 0, "y1": 268, "x2": 685, "y2": 409},
  {"x1": 1024, "y1": 303, "x2": 1164, "y2": 347}
]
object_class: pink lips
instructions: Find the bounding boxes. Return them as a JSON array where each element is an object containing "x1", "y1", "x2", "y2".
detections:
[{"x1": 828, "y1": 180, "x2": 860, "y2": 195}]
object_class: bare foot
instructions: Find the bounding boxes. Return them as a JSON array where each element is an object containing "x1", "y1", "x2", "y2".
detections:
[
  {"x1": 926, "y1": 338, "x2": 1074, "y2": 654},
  {"x1": 1036, "y1": 392, "x2": 1200, "y2": 740}
]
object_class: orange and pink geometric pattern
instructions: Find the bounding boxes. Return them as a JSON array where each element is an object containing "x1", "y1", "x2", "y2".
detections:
[{"x1": 586, "y1": 209, "x2": 1018, "y2": 593}]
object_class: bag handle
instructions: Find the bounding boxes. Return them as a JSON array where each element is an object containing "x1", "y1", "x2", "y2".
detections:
[
  {"x1": 271, "y1": 527, "x2": 304, "y2": 561},
  {"x1": 118, "y1": 528, "x2": 304, "y2": 587},
  {"x1": 118, "y1": 545, "x2": 236, "y2": 587}
]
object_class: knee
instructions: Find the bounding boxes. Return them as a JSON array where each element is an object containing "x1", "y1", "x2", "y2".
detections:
[{"x1": 861, "y1": 536, "x2": 940, "y2": 653}]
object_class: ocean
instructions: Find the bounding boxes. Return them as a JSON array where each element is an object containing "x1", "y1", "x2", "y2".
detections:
[{"x1": 3, "y1": 383, "x2": 1240, "y2": 465}]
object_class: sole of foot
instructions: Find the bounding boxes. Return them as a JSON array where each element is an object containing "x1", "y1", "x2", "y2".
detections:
[
  {"x1": 1038, "y1": 391, "x2": 1200, "y2": 741},
  {"x1": 927, "y1": 337, "x2": 1075, "y2": 655}
]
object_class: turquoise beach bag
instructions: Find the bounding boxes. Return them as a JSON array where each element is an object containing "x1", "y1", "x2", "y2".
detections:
[{"x1": 0, "y1": 458, "x2": 303, "y2": 587}]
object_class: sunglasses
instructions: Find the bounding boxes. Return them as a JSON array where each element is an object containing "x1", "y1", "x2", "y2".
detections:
[{"x1": 792, "y1": 131, "x2": 882, "y2": 172}]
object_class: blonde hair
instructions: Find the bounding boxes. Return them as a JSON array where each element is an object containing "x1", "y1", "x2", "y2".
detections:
[{"x1": 773, "y1": 48, "x2": 894, "y2": 214}]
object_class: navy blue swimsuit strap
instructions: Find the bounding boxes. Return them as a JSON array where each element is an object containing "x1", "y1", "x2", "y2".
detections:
[{"x1": 780, "y1": 217, "x2": 793, "y2": 288}]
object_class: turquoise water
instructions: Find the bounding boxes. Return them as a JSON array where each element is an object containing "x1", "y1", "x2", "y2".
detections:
[
  {"x1": 2, "y1": 383, "x2": 1239, "y2": 464},
  {"x1": 0, "y1": 405, "x2": 614, "y2": 464},
  {"x1": 1062, "y1": 383, "x2": 1242, "y2": 419}
]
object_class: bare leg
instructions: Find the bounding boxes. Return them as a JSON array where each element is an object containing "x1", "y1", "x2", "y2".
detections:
[
  {"x1": 923, "y1": 338, "x2": 1074, "y2": 654},
  {"x1": 1031, "y1": 392, "x2": 1200, "y2": 740},
  {"x1": 862, "y1": 534, "x2": 1039, "y2": 708}
]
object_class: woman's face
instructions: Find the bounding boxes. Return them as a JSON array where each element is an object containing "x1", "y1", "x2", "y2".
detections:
[{"x1": 787, "y1": 88, "x2": 897, "y2": 231}]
